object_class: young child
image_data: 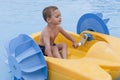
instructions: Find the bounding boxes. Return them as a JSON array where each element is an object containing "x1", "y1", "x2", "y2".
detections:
[{"x1": 39, "y1": 6, "x2": 79, "y2": 59}]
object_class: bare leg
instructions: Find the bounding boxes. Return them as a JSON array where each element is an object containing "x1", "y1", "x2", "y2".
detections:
[
  {"x1": 56, "y1": 43, "x2": 67, "y2": 59},
  {"x1": 51, "y1": 46, "x2": 62, "y2": 58}
]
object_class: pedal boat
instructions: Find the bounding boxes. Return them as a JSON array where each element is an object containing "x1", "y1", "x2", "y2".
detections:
[{"x1": 6, "y1": 13, "x2": 120, "y2": 80}]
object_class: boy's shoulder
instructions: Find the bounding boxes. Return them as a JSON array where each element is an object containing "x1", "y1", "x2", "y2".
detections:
[
  {"x1": 42, "y1": 26, "x2": 48, "y2": 32},
  {"x1": 41, "y1": 27, "x2": 48, "y2": 34}
]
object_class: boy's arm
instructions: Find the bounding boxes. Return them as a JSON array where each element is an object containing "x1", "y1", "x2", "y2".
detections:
[
  {"x1": 43, "y1": 33, "x2": 53, "y2": 57},
  {"x1": 59, "y1": 27, "x2": 79, "y2": 48},
  {"x1": 59, "y1": 27, "x2": 76, "y2": 43}
]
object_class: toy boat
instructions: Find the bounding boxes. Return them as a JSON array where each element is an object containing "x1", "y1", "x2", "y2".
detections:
[{"x1": 5, "y1": 13, "x2": 120, "y2": 80}]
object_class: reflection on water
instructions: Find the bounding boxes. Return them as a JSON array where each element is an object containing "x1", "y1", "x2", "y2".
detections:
[{"x1": 0, "y1": 0, "x2": 120, "y2": 80}]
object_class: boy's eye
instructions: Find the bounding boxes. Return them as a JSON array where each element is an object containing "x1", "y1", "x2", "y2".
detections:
[
  {"x1": 56, "y1": 15, "x2": 61, "y2": 18},
  {"x1": 55, "y1": 15, "x2": 59, "y2": 17}
]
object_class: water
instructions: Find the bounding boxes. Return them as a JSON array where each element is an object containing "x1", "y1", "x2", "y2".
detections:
[{"x1": 0, "y1": 0, "x2": 120, "y2": 80}]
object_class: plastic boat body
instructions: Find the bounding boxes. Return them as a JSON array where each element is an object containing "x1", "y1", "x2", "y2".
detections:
[{"x1": 31, "y1": 31, "x2": 120, "y2": 80}]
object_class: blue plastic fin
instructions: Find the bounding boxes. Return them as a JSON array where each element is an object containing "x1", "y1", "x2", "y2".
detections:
[
  {"x1": 19, "y1": 52, "x2": 46, "y2": 72},
  {"x1": 22, "y1": 69, "x2": 48, "y2": 80},
  {"x1": 95, "y1": 13, "x2": 103, "y2": 19},
  {"x1": 5, "y1": 34, "x2": 32, "y2": 56},
  {"x1": 103, "y1": 18, "x2": 110, "y2": 24},
  {"x1": 8, "y1": 56, "x2": 22, "y2": 79},
  {"x1": 13, "y1": 77, "x2": 24, "y2": 80}
]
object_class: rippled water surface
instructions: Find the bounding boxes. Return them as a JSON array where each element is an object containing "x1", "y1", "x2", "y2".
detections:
[{"x1": 0, "y1": 0, "x2": 120, "y2": 80}]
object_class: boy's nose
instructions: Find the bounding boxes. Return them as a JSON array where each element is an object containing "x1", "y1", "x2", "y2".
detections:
[
  {"x1": 60, "y1": 17, "x2": 62, "y2": 21},
  {"x1": 59, "y1": 18, "x2": 62, "y2": 22}
]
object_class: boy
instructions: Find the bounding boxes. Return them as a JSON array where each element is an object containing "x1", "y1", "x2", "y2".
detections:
[{"x1": 39, "y1": 6, "x2": 79, "y2": 59}]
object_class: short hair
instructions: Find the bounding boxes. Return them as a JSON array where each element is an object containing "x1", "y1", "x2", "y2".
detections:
[{"x1": 42, "y1": 6, "x2": 58, "y2": 22}]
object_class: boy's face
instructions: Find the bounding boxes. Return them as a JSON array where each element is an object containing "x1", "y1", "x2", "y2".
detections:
[{"x1": 47, "y1": 9, "x2": 61, "y2": 25}]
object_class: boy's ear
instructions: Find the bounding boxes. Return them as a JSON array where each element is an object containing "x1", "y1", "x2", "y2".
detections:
[{"x1": 46, "y1": 17, "x2": 51, "y2": 23}]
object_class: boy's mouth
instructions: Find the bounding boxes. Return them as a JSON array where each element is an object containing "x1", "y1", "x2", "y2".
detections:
[{"x1": 59, "y1": 20, "x2": 61, "y2": 23}]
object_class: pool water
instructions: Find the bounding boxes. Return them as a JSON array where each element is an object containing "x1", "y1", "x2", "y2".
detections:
[{"x1": 0, "y1": 0, "x2": 120, "y2": 80}]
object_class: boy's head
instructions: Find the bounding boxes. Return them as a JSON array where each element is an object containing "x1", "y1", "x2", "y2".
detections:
[{"x1": 42, "y1": 6, "x2": 58, "y2": 22}]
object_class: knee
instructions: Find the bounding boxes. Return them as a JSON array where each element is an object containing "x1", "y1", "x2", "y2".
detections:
[
  {"x1": 61, "y1": 43, "x2": 67, "y2": 48},
  {"x1": 52, "y1": 46, "x2": 58, "y2": 50}
]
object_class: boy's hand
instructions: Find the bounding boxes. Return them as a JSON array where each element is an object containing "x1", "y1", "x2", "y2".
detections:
[{"x1": 72, "y1": 42, "x2": 79, "y2": 48}]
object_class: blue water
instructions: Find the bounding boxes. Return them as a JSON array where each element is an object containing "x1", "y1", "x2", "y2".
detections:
[{"x1": 0, "y1": 0, "x2": 120, "y2": 80}]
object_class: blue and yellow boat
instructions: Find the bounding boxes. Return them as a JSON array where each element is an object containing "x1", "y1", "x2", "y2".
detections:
[{"x1": 6, "y1": 13, "x2": 120, "y2": 80}]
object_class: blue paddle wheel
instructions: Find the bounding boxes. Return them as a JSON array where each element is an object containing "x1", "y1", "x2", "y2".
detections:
[
  {"x1": 5, "y1": 34, "x2": 48, "y2": 80},
  {"x1": 77, "y1": 13, "x2": 110, "y2": 34}
]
